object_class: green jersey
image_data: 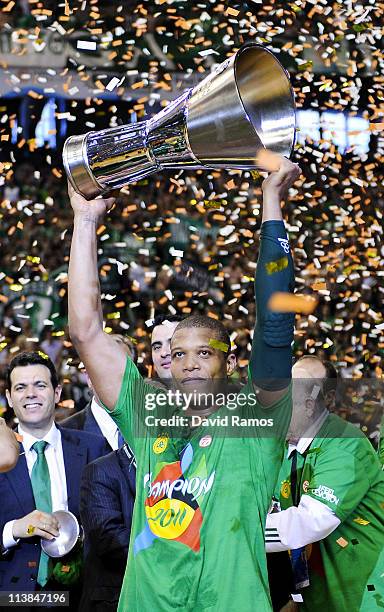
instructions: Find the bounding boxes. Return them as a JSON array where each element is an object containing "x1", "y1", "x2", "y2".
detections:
[
  {"x1": 107, "y1": 357, "x2": 292, "y2": 612},
  {"x1": 275, "y1": 413, "x2": 384, "y2": 611},
  {"x1": 378, "y1": 415, "x2": 384, "y2": 467}
]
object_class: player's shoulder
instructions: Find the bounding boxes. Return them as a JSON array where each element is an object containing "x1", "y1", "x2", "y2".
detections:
[
  {"x1": 121, "y1": 357, "x2": 165, "y2": 393},
  {"x1": 316, "y1": 414, "x2": 376, "y2": 457}
]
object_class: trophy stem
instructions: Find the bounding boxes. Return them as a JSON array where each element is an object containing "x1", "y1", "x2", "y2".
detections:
[{"x1": 64, "y1": 122, "x2": 158, "y2": 199}]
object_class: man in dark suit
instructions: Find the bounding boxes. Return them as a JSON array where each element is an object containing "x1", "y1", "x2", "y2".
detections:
[
  {"x1": 79, "y1": 443, "x2": 136, "y2": 612},
  {"x1": 0, "y1": 351, "x2": 106, "y2": 609}
]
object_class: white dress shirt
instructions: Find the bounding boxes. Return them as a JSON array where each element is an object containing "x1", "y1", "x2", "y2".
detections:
[
  {"x1": 90, "y1": 397, "x2": 121, "y2": 451},
  {"x1": 265, "y1": 410, "x2": 341, "y2": 552},
  {"x1": 2, "y1": 422, "x2": 68, "y2": 550}
]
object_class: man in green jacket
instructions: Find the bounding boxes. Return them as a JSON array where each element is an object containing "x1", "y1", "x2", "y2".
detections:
[{"x1": 266, "y1": 356, "x2": 384, "y2": 611}]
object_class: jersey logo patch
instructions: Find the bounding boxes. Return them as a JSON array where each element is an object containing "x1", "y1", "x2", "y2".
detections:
[
  {"x1": 313, "y1": 485, "x2": 339, "y2": 505},
  {"x1": 281, "y1": 479, "x2": 291, "y2": 499},
  {"x1": 153, "y1": 434, "x2": 169, "y2": 454},
  {"x1": 199, "y1": 435, "x2": 212, "y2": 448},
  {"x1": 278, "y1": 238, "x2": 290, "y2": 253}
]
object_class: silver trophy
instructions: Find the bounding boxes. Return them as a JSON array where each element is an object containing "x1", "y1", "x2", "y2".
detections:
[
  {"x1": 63, "y1": 43, "x2": 296, "y2": 200},
  {"x1": 41, "y1": 510, "x2": 81, "y2": 557}
]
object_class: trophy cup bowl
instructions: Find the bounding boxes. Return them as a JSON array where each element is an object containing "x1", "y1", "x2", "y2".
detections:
[{"x1": 41, "y1": 510, "x2": 81, "y2": 558}]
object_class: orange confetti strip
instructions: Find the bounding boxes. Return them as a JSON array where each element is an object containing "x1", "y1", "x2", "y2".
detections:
[
  {"x1": 268, "y1": 293, "x2": 318, "y2": 315},
  {"x1": 207, "y1": 312, "x2": 219, "y2": 320},
  {"x1": 225, "y1": 7, "x2": 240, "y2": 17},
  {"x1": 2, "y1": 1, "x2": 15, "y2": 11},
  {"x1": 58, "y1": 399, "x2": 75, "y2": 409},
  {"x1": 311, "y1": 282, "x2": 327, "y2": 291},
  {"x1": 369, "y1": 122, "x2": 384, "y2": 131},
  {"x1": 27, "y1": 90, "x2": 43, "y2": 99},
  {"x1": 31, "y1": 8, "x2": 52, "y2": 15}
]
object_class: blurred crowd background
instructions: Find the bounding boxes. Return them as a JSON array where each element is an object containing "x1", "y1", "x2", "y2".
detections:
[{"x1": 0, "y1": 0, "x2": 383, "y2": 442}]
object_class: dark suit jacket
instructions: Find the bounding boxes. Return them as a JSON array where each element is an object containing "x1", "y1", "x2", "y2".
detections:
[
  {"x1": 61, "y1": 403, "x2": 108, "y2": 444},
  {"x1": 79, "y1": 446, "x2": 136, "y2": 612},
  {"x1": 62, "y1": 403, "x2": 136, "y2": 466},
  {"x1": 0, "y1": 426, "x2": 106, "y2": 591}
]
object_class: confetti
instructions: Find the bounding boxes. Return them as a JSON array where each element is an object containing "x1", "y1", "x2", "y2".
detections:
[
  {"x1": 336, "y1": 537, "x2": 349, "y2": 548},
  {"x1": 208, "y1": 339, "x2": 229, "y2": 353},
  {"x1": 106, "y1": 77, "x2": 121, "y2": 92},
  {"x1": 268, "y1": 293, "x2": 318, "y2": 315},
  {"x1": 2, "y1": 1, "x2": 15, "y2": 12},
  {"x1": 265, "y1": 257, "x2": 289, "y2": 275},
  {"x1": 225, "y1": 7, "x2": 240, "y2": 17},
  {"x1": 77, "y1": 40, "x2": 97, "y2": 51}
]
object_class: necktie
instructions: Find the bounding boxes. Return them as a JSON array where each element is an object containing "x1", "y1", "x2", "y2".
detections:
[
  {"x1": 290, "y1": 449, "x2": 299, "y2": 506},
  {"x1": 117, "y1": 430, "x2": 125, "y2": 448},
  {"x1": 31, "y1": 441, "x2": 53, "y2": 587}
]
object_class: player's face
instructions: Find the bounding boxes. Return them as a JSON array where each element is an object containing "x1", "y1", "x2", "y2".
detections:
[
  {"x1": 151, "y1": 322, "x2": 179, "y2": 380},
  {"x1": 6, "y1": 365, "x2": 61, "y2": 431},
  {"x1": 170, "y1": 328, "x2": 235, "y2": 393}
]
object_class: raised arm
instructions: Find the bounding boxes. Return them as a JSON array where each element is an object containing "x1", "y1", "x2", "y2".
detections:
[
  {"x1": 67, "y1": 183, "x2": 127, "y2": 410},
  {"x1": 0, "y1": 418, "x2": 19, "y2": 473},
  {"x1": 250, "y1": 157, "x2": 301, "y2": 406}
]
